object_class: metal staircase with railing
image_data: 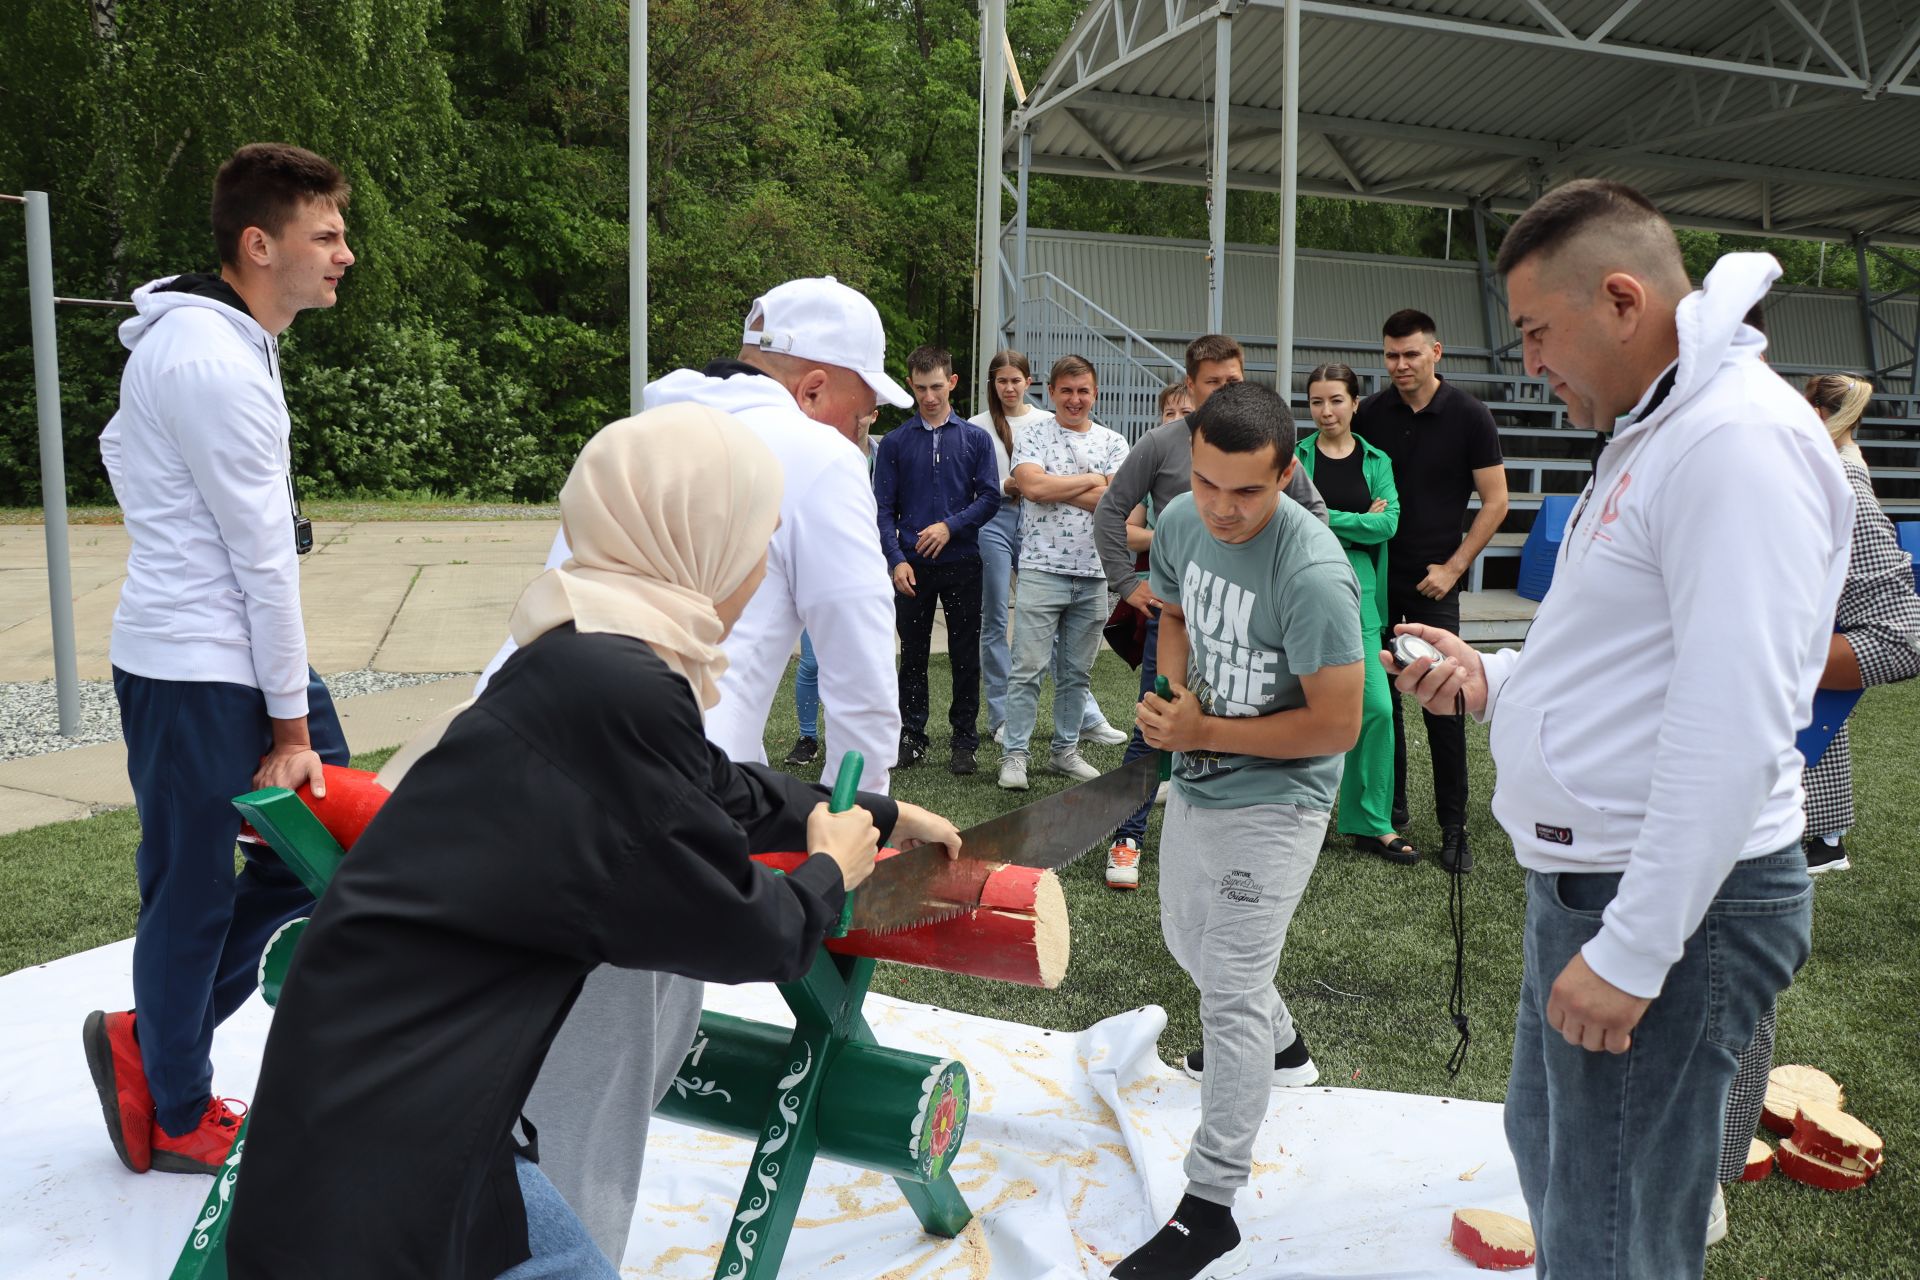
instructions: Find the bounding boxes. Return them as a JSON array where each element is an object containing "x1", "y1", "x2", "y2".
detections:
[{"x1": 1013, "y1": 272, "x2": 1184, "y2": 443}]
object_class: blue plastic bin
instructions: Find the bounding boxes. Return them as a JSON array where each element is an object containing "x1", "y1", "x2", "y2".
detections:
[
  {"x1": 1897, "y1": 521, "x2": 1920, "y2": 596},
  {"x1": 1516, "y1": 494, "x2": 1582, "y2": 602}
]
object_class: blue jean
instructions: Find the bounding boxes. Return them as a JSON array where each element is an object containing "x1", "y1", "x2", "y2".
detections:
[
  {"x1": 498, "y1": 1155, "x2": 620, "y2": 1278},
  {"x1": 980, "y1": 505, "x2": 1108, "y2": 736},
  {"x1": 1504, "y1": 849, "x2": 1812, "y2": 1279},
  {"x1": 114, "y1": 667, "x2": 349, "y2": 1136},
  {"x1": 979, "y1": 503, "x2": 1020, "y2": 732},
  {"x1": 1113, "y1": 608, "x2": 1160, "y2": 844},
  {"x1": 794, "y1": 630, "x2": 819, "y2": 738},
  {"x1": 1004, "y1": 568, "x2": 1107, "y2": 757}
]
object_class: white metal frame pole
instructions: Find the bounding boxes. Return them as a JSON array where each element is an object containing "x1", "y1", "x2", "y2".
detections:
[
  {"x1": 24, "y1": 191, "x2": 80, "y2": 735},
  {"x1": 1275, "y1": 0, "x2": 1301, "y2": 395},
  {"x1": 978, "y1": 0, "x2": 1009, "y2": 411},
  {"x1": 631, "y1": 0, "x2": 648, "y2": 412},
  {"x1": 1208, "y1": 10, "x2": 1233, "y2": 333}
]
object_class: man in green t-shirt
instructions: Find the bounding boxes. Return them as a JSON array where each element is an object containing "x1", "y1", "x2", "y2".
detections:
[{"x1": 1116, "y1": 381, "x2": 1365, "y2": 1280}]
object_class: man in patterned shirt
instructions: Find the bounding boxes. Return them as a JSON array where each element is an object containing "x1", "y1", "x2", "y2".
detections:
[{"x1": 999, "y1": 355, "x2": 1131, "y2": 790}]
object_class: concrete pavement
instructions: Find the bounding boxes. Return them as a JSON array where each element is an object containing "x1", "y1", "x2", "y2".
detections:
[{"x1": 0, "y1": 519, "x2": 955, "y2": 835}]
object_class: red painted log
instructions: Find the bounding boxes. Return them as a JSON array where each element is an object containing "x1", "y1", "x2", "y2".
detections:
[
  {"x1": 754, "y1": 850, "x2": 1070, "y2": 988},
  {"x1": 1791, "y1": 1101, "x2": 1884, "y2": 1169},
  {"x1": 240, "y1": 767, "x2": 1071, "y2": 988},
  {"x1": 1777, "y1": 1137, "x2": 1873, "y2": 1191},
  {"x1": 239, "y1": 764, "x2": 390, "y2": 851},
  {"x1": 1762, "y1": 1064, "x2": 1844, "y2": 1137},
  {"x1": 1449, "y1": 1209, "x2": 1535, "y2": 1270},
  {"x1": 1741, "y1": 1137, "x2": 1774, "y2": 1182}
]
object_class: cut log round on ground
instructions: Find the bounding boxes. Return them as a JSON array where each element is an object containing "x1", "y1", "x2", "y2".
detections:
[
  {"x1": 1792, "y1": 1100, "x2": 1884, "y2": 1167},
  {"x1": 754, "y1": 850, "x2": 1070, "y2": 988},
  {"x1": 1742, "y1": 1137, "x2": 1774, "y2": 1181},
  {"x1": 1449, "y1": 1209, "x2": 1536, "y2": 1271},
  {"x1": 239, "y1": 764, "x2": 390, "y2": 851},
  {"x1": 1763, "y1": 1064, "x2": 1844, "y2": 1137},
  {"x1": 1777, "y1": 1137, "x2": 1874, "y2": 1191}
]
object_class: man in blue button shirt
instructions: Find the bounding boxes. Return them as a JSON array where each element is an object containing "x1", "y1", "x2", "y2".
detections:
[{"x1": 874, "y1": 345, "x2": 1001, "y2": 774}]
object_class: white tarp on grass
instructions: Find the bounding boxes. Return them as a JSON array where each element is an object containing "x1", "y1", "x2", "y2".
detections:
[{"x1": 1, "y1": 941, "x2": 1532, "y2": 1278}]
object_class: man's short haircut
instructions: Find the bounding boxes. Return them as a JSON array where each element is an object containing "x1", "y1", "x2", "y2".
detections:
[
  {"x1": 906, "y1": 344, "x2": 954, "y2": 378},
  {"x1": 1185, "y1": 333, "x2": 1244, "y2": 379},
  {"x1": 1049, "y1": 354, "x2": 1098, "y2": 386},
  {"x1": 1190, "y1": 381, "x2": 1296, "y2": 471},
  {"x1": 1158, "y1": 380, "x2": 1190, "y2": 415},
  {"x1": 212, "y1": 143, "x2": 351, "y2": 266},
  {"x1": 1381, "y1": 309, "x2": 1436, "y2": 342},
  {"x1": 1493, "y1": 178, "x2": 1685, "y2": 291}
]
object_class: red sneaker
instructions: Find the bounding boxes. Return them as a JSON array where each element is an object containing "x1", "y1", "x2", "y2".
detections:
[
  {"x1": 151, "y1": 1096, "x2": 247, "y2": 1175},
  {"x1": 83, "y1": 1009, "x2": 153, "y2": 1173}
]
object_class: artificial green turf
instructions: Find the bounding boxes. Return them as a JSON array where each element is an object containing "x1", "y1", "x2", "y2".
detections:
[{"x1": 2, "y1": 662, "x2": 1913, "y2": 1275}]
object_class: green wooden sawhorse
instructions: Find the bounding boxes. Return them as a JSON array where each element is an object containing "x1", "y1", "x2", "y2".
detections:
[{"x1": 173, "y1": 765, "x2": 973, "y2": 1279}]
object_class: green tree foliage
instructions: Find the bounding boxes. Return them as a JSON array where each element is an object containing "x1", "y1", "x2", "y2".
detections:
[{"x1": 3, "y1": 0, "x2": 1916, "y2": 504}]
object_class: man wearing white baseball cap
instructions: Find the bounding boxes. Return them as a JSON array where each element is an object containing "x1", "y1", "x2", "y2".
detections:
[{"x1": 473, "y1": 276, "x2": 911, "y2": 1266}]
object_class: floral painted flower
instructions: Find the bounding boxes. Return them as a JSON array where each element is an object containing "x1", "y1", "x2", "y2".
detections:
[{"x1": 930, "y1": 1088, "x2": 959, "y2": 1159}]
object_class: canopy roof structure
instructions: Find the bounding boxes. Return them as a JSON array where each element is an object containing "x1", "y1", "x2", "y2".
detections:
[
  {"x1": 1016, "y1": 0, "x2": 1920, "y2": 246},
  {"x1": 975, "y1": 0, "x2": 1920, "y2": 404}
]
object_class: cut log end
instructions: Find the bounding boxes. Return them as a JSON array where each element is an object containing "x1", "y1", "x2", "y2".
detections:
[
  {"x1": 1741, "y1": 1137, "x2": 1774, "y2": 1182},
  {"x1": 835, "y1": 862, "x2": 1071, "y2": 989},
  {"x1": 1763, "y1": 1064, "x2": 1844, "y2": 1137},
  {"x1": 1793, "y1": 1099, "x2": 1884, "y2": 1166},
  {"x1": 1778, "y1": 1137, "x2": 1874, "y2": 1192},
  {"x1": 1449, "y1": 1209, "x2": 1535, "y2": 1271}
]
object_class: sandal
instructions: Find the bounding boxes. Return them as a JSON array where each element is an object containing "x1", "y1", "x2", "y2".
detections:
[{"x1": 1353, "y1": 834, "x2": 1418, "y2": 866}]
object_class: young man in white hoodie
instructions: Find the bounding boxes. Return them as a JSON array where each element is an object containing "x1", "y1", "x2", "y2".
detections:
[
  {"x1": 1390, "y1": 181, "x2": 1851, "y2": 1278},
  {"x1": 83, "y1": 143, "x2": 356, "y2": 1178},
  {"x1": 472, "y1": 276, "x2": 910, "y2": 1265}
]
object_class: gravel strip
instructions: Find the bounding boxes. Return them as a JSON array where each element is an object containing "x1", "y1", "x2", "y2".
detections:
[{"x1": 0, "y1": 670, "x2": 474, "y2": 762}]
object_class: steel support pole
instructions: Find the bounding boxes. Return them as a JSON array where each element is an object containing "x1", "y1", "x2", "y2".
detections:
[
  {"x1": 1275, "y1": 0, "x2": 1300, "y2": 394},
  {"x1": 630, "y1": 0, "x2": 647, "y2": 411},
  {"x1": 1015, "y1": 130, "x2": 1032, "y2": 354},
  {"x1": 978, "y1": 0, "x2": 1008, "y2": 412},
  {"x1": 1855, "y1": 235, "x2": 1882, "y2": 377},
  {"x1": 1208, "y1": 11, "x2": 1233, "y2": 333},
  {"x1": 1471, "y1": 200, "x2": 1503, "y2": 375},
  {"x1": 25, "y1": 191, "x2": 80, "y2": 736}
]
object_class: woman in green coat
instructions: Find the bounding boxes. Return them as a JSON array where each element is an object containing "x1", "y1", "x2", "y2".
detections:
[{"x1": 1295, "y1": 363, "x2": 1413, "y2": 862}]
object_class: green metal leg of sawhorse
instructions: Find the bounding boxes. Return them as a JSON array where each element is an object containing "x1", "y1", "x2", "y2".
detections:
[{"x1": 658, "y1": 946, "x2": 974, "y2": 1279}]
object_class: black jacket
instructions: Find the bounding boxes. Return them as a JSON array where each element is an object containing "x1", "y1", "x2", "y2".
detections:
[{"x1": 227, "y1": 625, "x2": 895, "y2": 1278}]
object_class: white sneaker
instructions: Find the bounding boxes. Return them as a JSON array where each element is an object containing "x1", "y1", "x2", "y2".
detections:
[
  {"x1": 1706, "y1": 1183, "x2": 1727, "y2": 1247},
  {"x1": 992, "y1": 723, "x2": 1005, "y2": 746},
  {"x1": 1047, "y1": 749, "x2": 1101, "y2": 782},
  {"x1": 1081, "y1": 719, "x2": 1130, "y2": 747},
  {"x1": 998, "y1": 753, "x2": 1029, "y2": 791},
  {"x1": 1154, "y1": 780, "x2": 1170, "y2": 805},
  {"x1": 1106, "y1": 839, "x2": 1141, "y2": 890}
]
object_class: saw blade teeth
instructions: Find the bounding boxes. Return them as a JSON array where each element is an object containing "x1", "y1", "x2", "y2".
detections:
[{"x1": 866, "y1": 906, "x2": 973, "y2": 936}]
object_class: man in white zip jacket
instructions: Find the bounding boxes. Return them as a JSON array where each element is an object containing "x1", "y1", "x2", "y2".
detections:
[
  {"x1": 1391, "y1": 182, "x2": 1850, "y2": 1278},
  {"x1": 474, "y1": 276, "x2": 909, "y2": 1264},
  {"x1": 82, "y1": 144, "x2": 356, "y2": 1180}
]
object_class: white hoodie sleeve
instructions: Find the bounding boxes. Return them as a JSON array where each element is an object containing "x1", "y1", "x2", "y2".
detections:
[
  {"x1": 788, "y1": 447, "x2": 901, "y2": 793},
  {"x1": 1581, "y1": 423, "x2": 1849, "y2": 998},
  {"x1": 162, "y1": 356, "x2": 311, "y2": 719}
]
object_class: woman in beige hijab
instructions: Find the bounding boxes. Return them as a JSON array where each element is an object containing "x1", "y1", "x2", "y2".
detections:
[{"x1": 230, "y1": 405, "x2": 961, "y2": 1280}]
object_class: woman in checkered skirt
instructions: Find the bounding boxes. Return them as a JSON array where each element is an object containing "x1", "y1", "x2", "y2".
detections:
[{"x1": 1712, "y1": 373, "x2": 1920, "y2": 1233}]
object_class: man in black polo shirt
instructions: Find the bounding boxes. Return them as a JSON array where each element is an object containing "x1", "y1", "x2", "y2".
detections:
[{"x1": 1354, "y1": 309, "x2": 1508, "y2": 874}]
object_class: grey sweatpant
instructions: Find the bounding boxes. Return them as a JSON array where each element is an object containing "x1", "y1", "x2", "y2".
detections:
[
  {"x1": 522, "y1": 965, "x2": 706, "y2": 1265},
  {"x1": 1159, "y1": 789, "x2": 1327, "y2": 1206}
]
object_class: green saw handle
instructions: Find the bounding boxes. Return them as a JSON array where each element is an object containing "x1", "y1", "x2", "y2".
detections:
[
  {"x1": 829, "y1": 751, "x2": 864, "y2": 938},
  {"x1": 1154, "y1": 675, "x2": 1173, "y2": 782}
]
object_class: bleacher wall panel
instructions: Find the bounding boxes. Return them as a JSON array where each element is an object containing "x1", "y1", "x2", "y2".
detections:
[{"x1": 1015, "y1": 229, "x2": 1897, "y2": 376}]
